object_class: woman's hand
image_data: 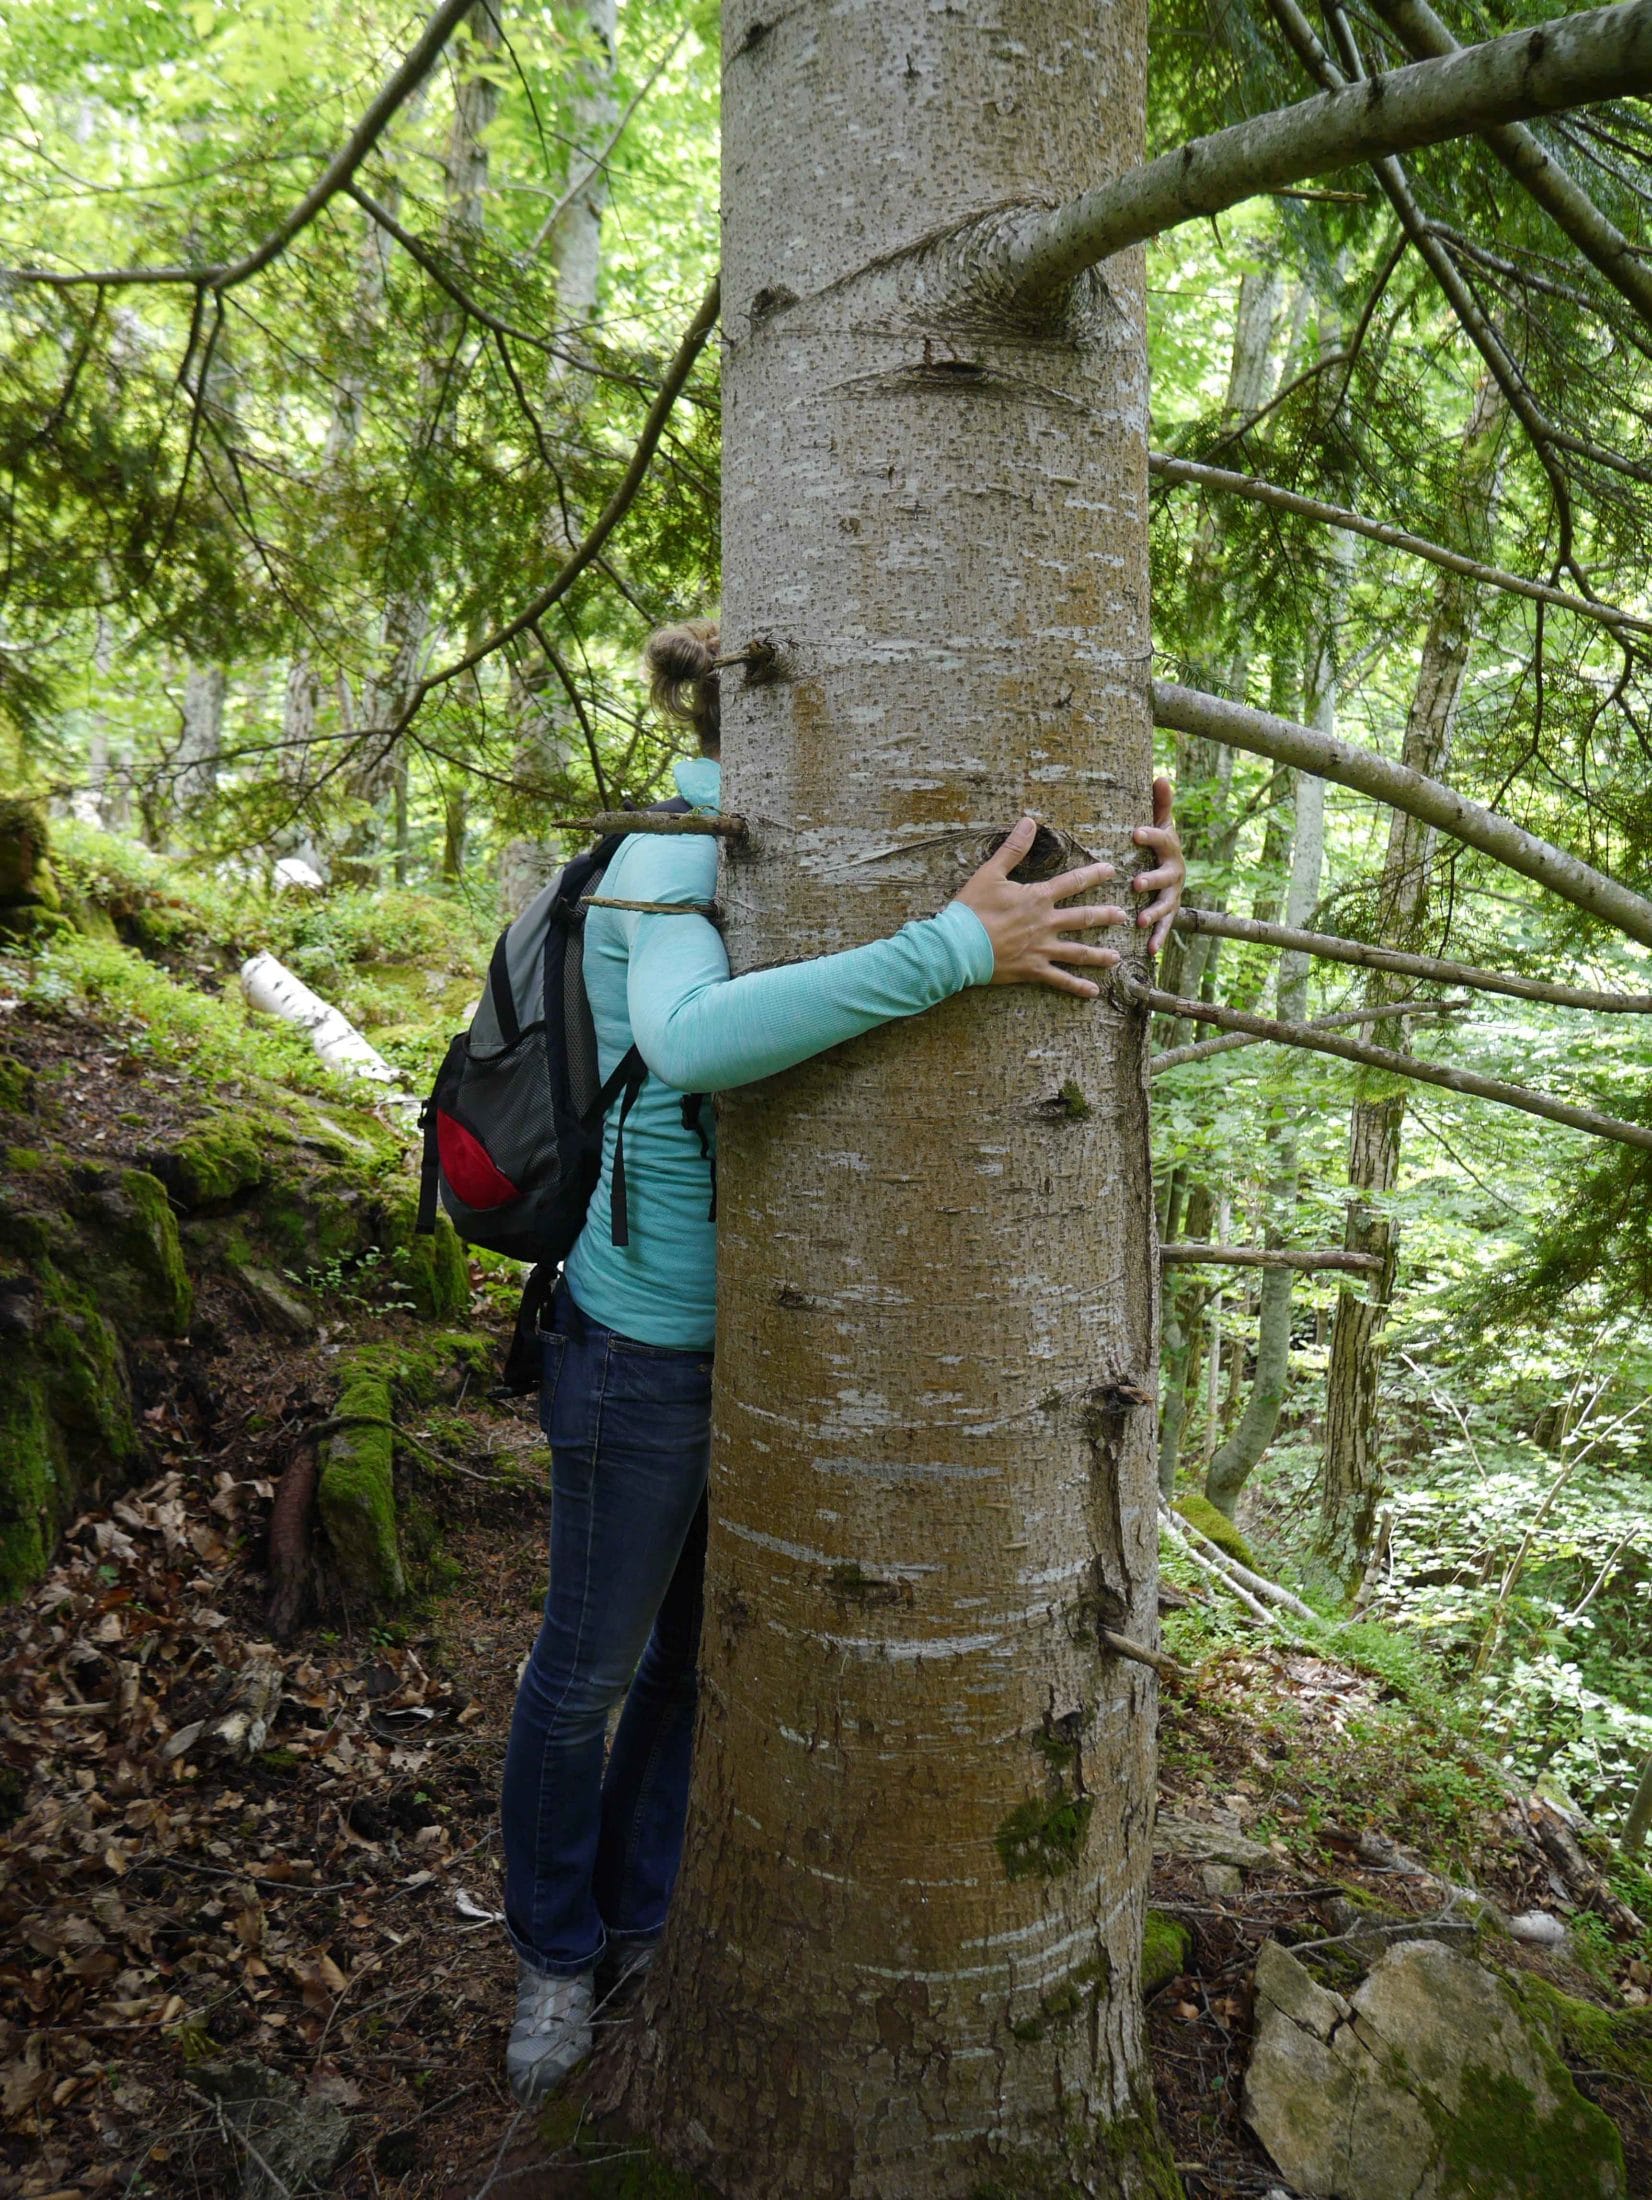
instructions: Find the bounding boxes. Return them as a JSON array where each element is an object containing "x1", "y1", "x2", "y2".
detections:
[
  {"x1": 1132, "y1": 776, "x2": 1186, "y2": 953},
  {"x1": 953, "y1": 779, "x2": 1186, "y2": 998}
]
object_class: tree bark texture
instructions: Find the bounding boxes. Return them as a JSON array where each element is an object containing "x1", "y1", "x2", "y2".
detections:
[
  {"x1": 1321, "y1": 382, "x2": 1504, "y2": 1588},
  {"x1": 624, "y1": 7, "x2": 1172, "y2": 2196}
]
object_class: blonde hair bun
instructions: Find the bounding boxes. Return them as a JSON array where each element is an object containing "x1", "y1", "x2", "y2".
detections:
[{"x1": 644, "y1": 618, "x2": 721, "y2": 746}]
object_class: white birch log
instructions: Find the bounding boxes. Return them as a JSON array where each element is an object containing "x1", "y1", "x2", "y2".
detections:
[{"x1": 240, "y1": 952, "x2": 418, "y2": 1117}]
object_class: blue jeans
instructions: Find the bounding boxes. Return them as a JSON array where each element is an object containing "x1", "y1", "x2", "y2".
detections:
[{"x1": 500, "y1": 1287, "x2": 712, "y2": 1978}]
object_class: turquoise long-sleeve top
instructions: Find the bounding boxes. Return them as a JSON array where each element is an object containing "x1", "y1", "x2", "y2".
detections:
[{"x1": 561, "y1": 754, "x2": 996, "y2": 1348}]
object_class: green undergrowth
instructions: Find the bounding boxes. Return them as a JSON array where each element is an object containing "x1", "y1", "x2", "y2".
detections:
[
  {"x1": 52, "y1": 820, "x2": 488, "y2": 1052},
  {"x1": 536, "y1": 2096, "x2": 715, "y2": 2198}
]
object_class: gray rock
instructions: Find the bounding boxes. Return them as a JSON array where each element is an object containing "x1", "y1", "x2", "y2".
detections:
[
  {"x1": 1201, "y1": 1863, "x2": 1244, "y2": 1898},
  {"x1": 1244, "y1": 1939, "x2": 1624, "y2": 2200},
  {"x1": 234, "y1": 1262, "x2": 317, "y2": 1338},
  {"x1": 1154, "y1": 1808, "x2": 1274, "y2": 1869},
  {"x1": 195, "y1": 2060, "x2": 350, "y2": 2200}
]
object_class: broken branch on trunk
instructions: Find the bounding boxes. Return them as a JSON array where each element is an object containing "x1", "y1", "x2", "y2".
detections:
[
  {"x1": 1152, "y1": 682, "x2": 1652, "y2": 949},
  {"x1": 1001, "y1": 0, "x2": 1652, "y2": 298},
  {"x1": 1172, "y1": 906, "x2": 1652, "y2": 1013},
  {"x1": 1147, "y1": 454, "x2": 1652, "y2": 636},
  {"x1": 1161, "y1": 1244, "x2": 1384, "y2": 1274},
  {"x1": 1121, "y1": 972, "x2": 1652, "y2": 1152}
]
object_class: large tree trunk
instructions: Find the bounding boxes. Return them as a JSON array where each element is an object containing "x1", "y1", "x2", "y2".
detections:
[
  {"x1": 619, "y1": 5, "x2": 1171, "y2": 2195},
  {"x1": 1319, "y1": 380, "x2": 1506, "y2": 1587}
]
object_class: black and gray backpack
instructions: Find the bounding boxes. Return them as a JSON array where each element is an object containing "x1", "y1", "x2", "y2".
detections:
[{"x1": 415, "y1": 800, "x2": 714, "y2": 1380}]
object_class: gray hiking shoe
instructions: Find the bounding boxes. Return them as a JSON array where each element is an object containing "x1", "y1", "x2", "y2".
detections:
[{"x1": 506, "y1": 1961, "x2": 593, "y2": 2105}]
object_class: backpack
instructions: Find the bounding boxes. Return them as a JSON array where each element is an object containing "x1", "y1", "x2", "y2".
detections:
[{"x1": 414, "y1": 800, "x2": 713, "y2": 1383}]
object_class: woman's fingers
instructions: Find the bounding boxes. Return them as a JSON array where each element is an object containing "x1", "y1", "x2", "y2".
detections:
[
  {"x1": 1137, "y1": 891, "x2": 1179, "y2": 952},
  {"x1": 982, "y1": 815, "x2": 1040, "y2": 878},
  {"x1": 1131, "y1": 861, "x2": 1181, "y2": 893},
  {"x1": 1047, "y1": 856, "x2": 1116, "y2": 901},
  {"x1": 1039, "y1": 962, "x2": 1103, "y2": 999},
  {"x1": 1049, "y1": 939, "x2": 1122, "y2": 968},
  {"x1": 1052, "y1": 901, "x2": 1130, "y2": 930},
  {"x1": 1132, "y1": 825, "x2": 1179, "y2": 856}
]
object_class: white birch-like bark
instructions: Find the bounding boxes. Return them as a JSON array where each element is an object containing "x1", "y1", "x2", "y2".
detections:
[
  {"x1": 240, "y1": 953, "x2": 415, "y2": 1114},
  {"x1": 346, "y1": 6, "x2": 500, "y2": 874},
  {"x1": 622, "y1": 4, "x2": 1172, "y2": 2193},
  {"x1": 176, "y1": 663, "x2": 227, "y2": 811}
]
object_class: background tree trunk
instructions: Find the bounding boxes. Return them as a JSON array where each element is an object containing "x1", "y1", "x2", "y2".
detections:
[
  {"x1": 1319, "y1": 378, "x2": 1506, "y2": 1587},
  {"x1": 341, "y1": 5, "x2": 501, "y2": 883},
  {"x1": 621, "y1": 4, "x2": 1173, "y2": 2195}
]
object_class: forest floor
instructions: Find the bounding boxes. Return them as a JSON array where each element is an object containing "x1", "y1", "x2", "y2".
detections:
[{"x1": 3, "y1": 986, "x2": 1650, "y2": 2200}]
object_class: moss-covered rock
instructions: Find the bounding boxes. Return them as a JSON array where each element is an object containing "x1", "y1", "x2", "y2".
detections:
[
  {"x1": 0, "y1": 795, "x2": 63, "y2": 937},
  {"x1": 69, "y1": 1165, "x2": 193, "y2": 1334},
  {"x1": 1244, "y1": 1937, "x2": 1625, "y2": 2200},
  {"x1": 1142, "y1": 1911, "x2": 1192, "y2": 1996},
  {"x1": 317, "y1": 1369, "x2": 405, "y2": 1604},
  {"x1": 0, "y1": 1259, "x2": 137, "y2": 1603},
  {"x1": 1510, "y1": 1973, "x2": 1652, "y2": 2089},
  {"x1": 152, "y1": 1111, "x2": 269, "y2": 1208},
  {"x1": 0, "y1": 1051, "x2": 36, "y2": 1115},
  {"x1": 1175, "y1": 1492, "x2": 1256, "y2": 1570},
  {"x1": 381, "y1": 1195, "x2": 470, "y2": 1321}
]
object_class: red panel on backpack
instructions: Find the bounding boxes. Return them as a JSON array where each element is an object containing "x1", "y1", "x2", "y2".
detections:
[{"x1": 436, "y1": 1111, "x2": 518, "y2": 1210}]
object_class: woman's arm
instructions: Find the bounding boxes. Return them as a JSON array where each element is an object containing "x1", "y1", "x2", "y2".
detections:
[{"x1": 619, "y1": 795, "x2": 1183, "y2": 1093}]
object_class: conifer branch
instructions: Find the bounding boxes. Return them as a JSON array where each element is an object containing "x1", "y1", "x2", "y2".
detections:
[
  {"x1": 1121, "y1": 973, "x2": 1652, "y2": 1152},
  {"x1": 1171, "y1": 907, "x2": 1652, "y2": 1014},
  {"x1": 1147, "y1": 455, "x2": 1652, "y2": 636},
  {"x1": 0, "y1": 0, "x2": 479, "y2": 292},
  {"x1": 1162, "y1": 1244, "x2": 1385, "y2": 1273},
  {"x1": 1004, "y1": 1, "x2": 1652, "y2": 297},
  {"x1": 1151, "y1": 682, "x2": 1652, "y2": 950},
  {"x1": 1368, "y1": 0, "x2": 1652, "y2": 334},
  {"x1": 1151, "y1": 996, "x2": 1466, "y2": 1073}
]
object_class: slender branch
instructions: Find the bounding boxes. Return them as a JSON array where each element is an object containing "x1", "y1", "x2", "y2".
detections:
[
  {"x1": 1161, "y1": 1244, "x2": 1385, "y2": 1274},
  {"x1": 1172, "y1": 906, "x2": 1652, "y2": 1013},
  {"x1": 1121, "y1": 972, "x2": 1652, "y2": 1152},
  {"x1": 1147, "y1": 453, "x2": 1652, "y2": 635},
  {"x1": 542, "y1": 811, "x2": 742, "y2": 839},
  {"x1": 1100, "y1": 1628, "x2": 1188, "y2": 1683},
  {"x1": 1002, "y1": 0, "x2": 1652, "y2": 297},
  {"x1": 1151, "y1": 682, "x2": 1652, "y2": 949},
  {"x1": 1, "y1": 0, "x2": 478, "y2": 292},
  {"x1": 1151, "y1": 995, "x2": 1466, "y2": 1073},
  {"x1": 523, "y1": 27, "x2": 690, "y2": 260},
  {"x1": 1161, "y1": 1503, "x2": 1322, "y2": 1622},
  {"x1": 1368, "y1": 0, "x2": 1652, "y2": 334}
]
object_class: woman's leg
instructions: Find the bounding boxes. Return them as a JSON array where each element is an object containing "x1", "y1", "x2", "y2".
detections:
[
  {"x1": 499, "y1": 1299, "x2": 711, "y2": 1979},
  {"x1": 593, "y1": 1487, "x2": 708, "y2": 1947}
]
